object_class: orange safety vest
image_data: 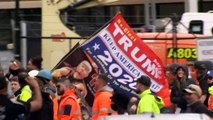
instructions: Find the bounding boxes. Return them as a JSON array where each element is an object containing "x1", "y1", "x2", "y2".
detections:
[
  {"x1": 58, "y1": 89, "x2": 81, "y2": 120},
  {"x1": 208, "y1": 95, "x2": 213, "y2": 110},
  {"x1": 49, "y1": 95, "x2": 59, "y2": 120},
  {"x1": 208, "y1": 86, "x2": 213, "y2": 110},
  {"x1": 92, "y1": 88, "x2": 116, "y2": 120}
]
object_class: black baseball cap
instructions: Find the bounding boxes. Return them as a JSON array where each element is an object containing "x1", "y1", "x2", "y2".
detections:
[
  {"x1": 0, "y1": 76, "x2": 7, "y2": 90},
  {"x1": 194, "y1": 61, "x2": 207, "y2": 70},
  {"x1": 136, "y1": 75, "x2": 151, "y2": 87}
]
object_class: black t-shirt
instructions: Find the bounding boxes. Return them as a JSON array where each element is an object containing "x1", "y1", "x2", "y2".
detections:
[
  {"x1": 29, "y1": 92, "x2": 53, "y2": 120},
  {"x1": 0, "y1": 94, "x2": 30, "y2": 120}
]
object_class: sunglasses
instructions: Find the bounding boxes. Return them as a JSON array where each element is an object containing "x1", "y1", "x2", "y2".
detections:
[{"x1": 207, "y1": 76, "x2": 213, "y2": 80}]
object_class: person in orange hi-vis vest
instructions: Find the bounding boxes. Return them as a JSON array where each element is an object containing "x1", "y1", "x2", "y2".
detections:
[
  {"x1": 56, "y1": 77, "x2": 81, "y2": 120},
  {"x1": 49, "y1": 95, "x2": 59, "y2": 120},
  {"x1": 92, "y1": 74, "x2": 117, "y2": 120}
]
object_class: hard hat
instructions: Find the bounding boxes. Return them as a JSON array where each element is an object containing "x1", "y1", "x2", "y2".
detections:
[{"x1": 36, "y1": 69, "x2": 52, "y2": 81}]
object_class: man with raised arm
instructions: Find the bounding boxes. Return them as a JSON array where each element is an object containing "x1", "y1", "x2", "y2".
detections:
[{"x1": 0, "y1": 75, "x2": 42, "y2": 120}]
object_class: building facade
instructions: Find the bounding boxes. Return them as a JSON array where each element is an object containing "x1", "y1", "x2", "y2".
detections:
[{"x1": 1, "y1": 0, "x2": 213, "y2": 69}]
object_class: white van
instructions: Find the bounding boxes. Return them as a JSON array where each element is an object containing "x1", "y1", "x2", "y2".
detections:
[{"x1": 165, "y1": 11, "x2": 213, "y2": 36}]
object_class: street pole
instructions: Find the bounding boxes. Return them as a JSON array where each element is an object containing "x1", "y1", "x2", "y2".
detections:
[
  {"x1": 172, "y1": 13, "x2": 179, "y2": 63},
  {"x1": 144, "y1": 0, "x2": 150, "y2": 26},
  {"x1": 21, "y1": 21, "x2": 27, "y2": 68},
  {"x1": 15, "y1": 0, "x2": 20, "y2": 60}
]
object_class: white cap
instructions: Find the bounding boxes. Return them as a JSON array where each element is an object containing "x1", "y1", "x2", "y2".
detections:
[{"x1": 28, "y1": 70, "x2": 39, "y2": 78}]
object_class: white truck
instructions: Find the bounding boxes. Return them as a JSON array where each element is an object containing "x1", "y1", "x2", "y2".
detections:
[{"x1": 165, "y1": 11, "x2": 213, "y2": 36}]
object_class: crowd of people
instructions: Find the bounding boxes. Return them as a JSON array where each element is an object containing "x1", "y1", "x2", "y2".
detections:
[{"x1": 1, "y1": 56, "x2": 213, "y2": 120}]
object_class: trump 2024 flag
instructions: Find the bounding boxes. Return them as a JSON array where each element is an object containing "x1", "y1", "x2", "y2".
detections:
[{"x1": 81, "y1": 13, "x2": 165, "y2": 96}]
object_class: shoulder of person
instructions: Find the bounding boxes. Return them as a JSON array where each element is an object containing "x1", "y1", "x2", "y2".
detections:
[{"x1": 187, "y1": 78, "x2": 196, "y2": 84}]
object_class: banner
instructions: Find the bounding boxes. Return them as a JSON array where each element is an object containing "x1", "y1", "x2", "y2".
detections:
[
  {"x1": 81, "y1": 13, "x2": 165, "y2": 96},
  {"x1": 52, "y1": 43, "x2": 96, "y2": 106}
]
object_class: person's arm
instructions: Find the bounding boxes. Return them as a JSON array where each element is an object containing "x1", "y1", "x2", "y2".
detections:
[
  {"x1": 199, "y1": 83, "x2": 208, "y2": 103},
  {"x1": 128, "y1": 97, "x2": 138, "y2": 114},
  {"x1": 197, "y1": 74, "x2": 208, "y2": 103},
  {"x1": 25, "y1": 76, "x2": 42, "y2": 112}
]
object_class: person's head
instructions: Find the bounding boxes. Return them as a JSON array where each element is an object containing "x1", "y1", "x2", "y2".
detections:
[
  {"x1": 175, "y1": 66, "x2": 186, "y2": 79},
  {"x1": 10, "y1": 76, "x2": 20, "y2": 93},
  {"x1": 56, "y1": 77, "x2": 72, "y2": 95},
  {"x1": 18, "y1": 71, "x2": 29, "y2": 87},
  {"x1": 135, "y1": 75, "x2": 151, "y2": 94},
  {"x1": 194, "y1": 61, "x2": 207, "y2": 70},
  {"x1": 72, "y1": 81, "x2": 87, "y2": 97},
  {"x1": 35, "y1": 69, "x2": 52, "y2": 89},
  {"x1": 164, "y1": 64, "x2": 171, "y2": 78},
  {"x1": 9, "y1": 60, "x2": 21, "y2": 70},
  {"x1": 73, "y1": 60, "x2": 92, "y2": 80},
  {"x1": 207, "y1": 70, "x2": 213, "y2": 85},
  {"x1": 170, "y1": 63, "x2": 179, "y2": 74},
  {"x1": 165, "y1": 63, "x2": 179, "y2": 83},
  {"x1": 194, "y1": 61, "x2": 207, "y2": 78},
  {"x1": 184, "y1": 84, "x2": 202, "y2": 104},
  {"x1": 0, "y1": 76, "x2": 7, "y2": 94},
  {"x1": 95, "y1": 74, "x2": 109, "y2": 91},
  {"x1": 27, "y1": 56, "x2": 43, "y2": 70},
  {"x1": 9, "y1": 60, "x2": 22, "y2": 76}
]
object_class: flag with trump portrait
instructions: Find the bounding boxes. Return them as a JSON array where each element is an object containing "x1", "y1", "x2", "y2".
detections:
[
  {"x1": 52, "y1": 43, "x2": 97, "y2": 107},
  {"x1": 81, "y1": 13, "x2": 166, "y2": 96}
]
